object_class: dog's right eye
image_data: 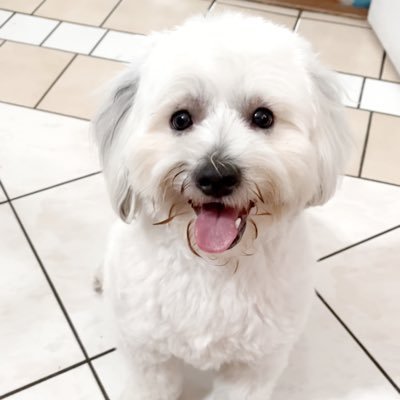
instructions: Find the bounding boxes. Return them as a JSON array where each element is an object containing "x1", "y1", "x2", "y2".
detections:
[{"x1": 170, "y1": 110, "x2": 193, "y2": 131}]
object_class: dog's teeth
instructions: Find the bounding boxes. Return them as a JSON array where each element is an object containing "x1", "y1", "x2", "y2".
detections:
[{"x1": 235, "y1": 218, "x2": 241, "y2": 229}]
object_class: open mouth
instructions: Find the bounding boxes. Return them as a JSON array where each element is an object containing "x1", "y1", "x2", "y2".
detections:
[{"x1": 191, "y1": 201, "x2": 253, "y2": 253}]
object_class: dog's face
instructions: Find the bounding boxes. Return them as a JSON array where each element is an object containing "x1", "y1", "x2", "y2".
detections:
[{"x1": 94, "y1": 14, "x2": 349, "y2": 256}]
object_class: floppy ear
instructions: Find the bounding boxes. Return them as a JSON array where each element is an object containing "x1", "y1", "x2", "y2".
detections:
[
  {"x1": 308, "y1": 61, "x2": 352, "y2": 206},
  {"x1": 92, "y1": 67, "x2": 142, "y2": 223}
]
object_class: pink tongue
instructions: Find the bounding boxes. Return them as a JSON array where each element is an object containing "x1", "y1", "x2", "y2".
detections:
[{"x1": 194, "y1": 205, "x2": 239, "y2": 253}]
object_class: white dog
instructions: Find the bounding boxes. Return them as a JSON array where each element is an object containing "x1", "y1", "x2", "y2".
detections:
[{"x1": 93, "y1": 13, "x2": 349, "y2": 400}]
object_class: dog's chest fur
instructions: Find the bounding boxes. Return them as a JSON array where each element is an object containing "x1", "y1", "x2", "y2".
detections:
[{"x1": 104, "y1": 216, "x2": 314, "y2": 370}]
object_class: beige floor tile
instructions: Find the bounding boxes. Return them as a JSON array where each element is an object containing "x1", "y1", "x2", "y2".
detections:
[
  {"x1": 361, "y1": 113, "x2": 400, "y2": 185},
  {"x1": 301, "y1": 10, "x2": 369, "y2": 27},
  {"x1": 35, "y1": 0, "x2": 120, "y2": 26},
  {"x1": 297, "y1": 19, "x2": 383, "y2": 78},
  {"x1": 14, "y1": 175, "x2": 116, "y2": 355},
  {"x1": 103, "y1": 0, "x2": 212, "y2": 34},
  {"x1": 38, "y1": 55, "x2": 127, "y2": 119},
  {"x1": 209, "y1": 3, "x2": 297, "y2": 30},
  {"x1": 94, "y1": 300, "x2": 400, "y2": 400},
  {"x1": 0, "y1": 0, "x2": 43, "y2": 13},
  {"x1": 317, "y1": 228, "x2": 400, "y2": 385},
  {"x1": 218, "y1": 0, "x2": 299, "y2": 16},
  {"x1": 0, "y1": 42, "x2": 73, "y2": 107},
  {"x1": 0, "y1": 205, "x2": 83, "y2": 395},
  {"x1": 308, "y1": 176, "x2": 400, "y2": 259},
  {"x1": 381, "y1": 56, "x2": 400, "y2": 83},
  {"x1": 344, "y1": 108, "x2": 370, "y2": 176},
  {"x1": 0, "y1": 103, "x2": 99, "y2": 198}
]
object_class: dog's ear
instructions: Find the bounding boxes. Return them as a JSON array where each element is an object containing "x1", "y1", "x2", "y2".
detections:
[
  {"x1": 307, "y1": 61, "x2": 352, "y2": 206},
  {"x1": 93, "y1": 55, "x2": 147, "y2": 223}
]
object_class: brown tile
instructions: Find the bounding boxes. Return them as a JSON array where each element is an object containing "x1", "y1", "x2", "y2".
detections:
[
  {"x1": 362, "y1": 113, "x2": 400, "y2": 184},
  {"x1": 210, "y1": 2, "x2": 297, "y2": 29},
  {"x1": 344, "y1": 108, "x2": 370, "y2": 176},
  {"x1": 38, "y1": 55, "x2": 127, "y2": 119},
  {"x1": 103, "y1": 0, "x2": 212, "y2": 34},
  {"x1": 0, "y1": 0, "x2": 43, "y2": 13},
  {"x1": 381, "y1": 56, "x2": 400, "y2": 83},
  {"x1": 0, "y1": 42, "x2": 73, "y2": 107},
  {"x1": 301, "y1": 11, "x2": 369, "y2": 27},
  {"x1": 35, "y1": 0, "x2": 120, "y2": 26},
  {"x1": 219, "y1": 0, "x2": 299, "y2": 16},
  {"x1": 297, "y1": 19, "x2": 383, "y2": 78}
]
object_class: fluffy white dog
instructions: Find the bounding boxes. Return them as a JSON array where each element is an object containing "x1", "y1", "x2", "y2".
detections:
[{"x1": 93, "y1": 13, "x2": 349, "y2": 400}]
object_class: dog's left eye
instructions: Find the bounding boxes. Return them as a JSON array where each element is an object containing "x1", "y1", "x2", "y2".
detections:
[
  {"x1": 170, "y1": 110, "x2": 193, "y2": 131},
  {"x1": 252, "y1": 107, "x2": 274, "y2": 129}
]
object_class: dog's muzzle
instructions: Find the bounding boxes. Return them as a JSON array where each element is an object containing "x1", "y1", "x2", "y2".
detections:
[{"x1": 189, "y1": 159, "x2": 251, "y2": 254}]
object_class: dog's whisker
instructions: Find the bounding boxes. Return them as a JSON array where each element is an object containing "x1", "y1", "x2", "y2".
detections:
[
  {"x1": 186, "y1": 220, "x2": 201, "y2": 258},
  {"x1": 254, "y1": 183, "x2": 265, "y2": 204},
  {"x1": 153, "y1": 204, "x2": 184, "y2": 225},
  {"x1": 233, "y1": 259, "x2": 240, "y2": 274},
  {"x1": 168, "y1": 203, "x2": 176, "y2": 218},
  {"x1": 172, "y1": 169, "x2": 186, "y2": 185},
  {"x1": 209, "y1": 151, "x2": 223, "y2": 177},
  {"x1": 181, "y1": 179, "x2": 190, "y2": 195},
  {"x1": 165, "y1": 162, "x2": 187, "y2": 179},
  {"x1": 249, "y1": 219, "x2": 258, "y2": 240},
  {"x1": 153, "y1": 212, "x2": 187, "y2": 225}
]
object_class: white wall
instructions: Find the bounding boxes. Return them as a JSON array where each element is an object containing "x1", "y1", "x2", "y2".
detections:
[{"x1": 368, "y1": 0, "x2": 400, "y2": 74}]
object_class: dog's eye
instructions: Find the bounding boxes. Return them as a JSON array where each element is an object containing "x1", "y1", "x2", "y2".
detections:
[
  {"x1": 170, "y1": 110, "x2": 193, "y2": 131},
  {"x1": 252, "y1": 107, "x2": 274, "y2": 129}
]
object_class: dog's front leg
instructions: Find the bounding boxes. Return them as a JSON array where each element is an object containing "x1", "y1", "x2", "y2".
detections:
[
  {"x1": 120, "y1": 355, "x2": 183, "y2": 400},
  {"x1": 204, "y1": 346, "x2": 291, "y2": 400}
]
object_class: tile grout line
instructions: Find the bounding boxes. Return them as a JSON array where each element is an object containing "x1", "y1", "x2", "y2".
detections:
[
  {"x1": 379, "y1": 51, "x2": 387, "y2": 80},
  {"x1": 31, "y1": 0, "x2": 47, "y2": 15},
  {"x1": 216, "y1": 1, "x2": 301, "y2": 20},
  {"x1": 356, "y1": 107, "x2": 400, "y2": 119},
  {"x1": 0, "y1": 361, "x2": 87, "y2": 399},
  {"x1": 299, "y1": 15, "x2": 371, "y2": 29},
  {"x1": 39, "y1": 20, "x2": 61, "y2": 46},
  {"x1": 316, "y1": 292, "x2": 400, "y2": 394},
  {"x1": 0, "y1": 99, "x2": 90, "y2": 121},
  {"x1": 207, "y1": 0, "x2": 217, "y2": 12},
  {"x1": 0, "y1": 180, "x2": 111, "y2": 400},
  {"x1": 3, "y1": 36, "x2": 129, "y2": 64},
  {"x1": 0, "y1": 7, "x2": 144, "y2": 36},
  {"x1": 10, "y1": 171, "x2": 102, "y2": 202},
  {"x1": 293, "y1": 9, "x2": 302, "y2": 32},
  {"x1": 357, "y1": 175, "x2": 400, "y2": 188},
  {"x1": 99, "y1": 0, "x2": 124, "y2": 28},
  {"x1": 33, "y1": 53, "x2": 78, "y2": 109},
  {"x1": 89, "y1": 28, "x2": 109, "y2": 56},
  {"x1": 1, "y1": 11, "x2": 398, "y2": 87},
  {"x1": 318, "y1": 223, "x2": 400, "y2": 262},
  {"x1": 222, "y1": 0, "x2": 301, "y2": 15},
  {"x1": 0, "y1": 348, "x2": 116, "y2": 399},
  {"x1": 356, "y1": 76, "x2": 366, "y2": 109},
  {"x1": 357, "y1": 111, "x2": 373, "y2": 177},
  {"x1": 0, "y1": 10, "x2": 14, "y2": 29}
]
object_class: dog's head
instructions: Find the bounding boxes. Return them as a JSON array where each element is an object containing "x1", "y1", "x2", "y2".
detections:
[{"x1": 93, "y1": 14, "x2": 350, "y2": 256}]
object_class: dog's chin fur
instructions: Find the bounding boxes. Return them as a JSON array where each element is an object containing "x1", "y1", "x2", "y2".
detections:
[{"x1": 94, "y1": 13, "x2": 350, "y2": 400}]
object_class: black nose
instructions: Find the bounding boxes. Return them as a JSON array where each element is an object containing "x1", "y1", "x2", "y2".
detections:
[{"x1": 194, "y1": 160, "x2": 241, "y2": 197}]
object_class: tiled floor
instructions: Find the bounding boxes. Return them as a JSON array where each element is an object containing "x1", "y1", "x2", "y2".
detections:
[{"x1": 0, "y1": 0, "x2": 399, "y2": 399}]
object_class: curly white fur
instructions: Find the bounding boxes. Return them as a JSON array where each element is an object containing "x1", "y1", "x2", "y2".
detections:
[{"x1": 93, "y1": 13, "x2": 350, "y2": 400}]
